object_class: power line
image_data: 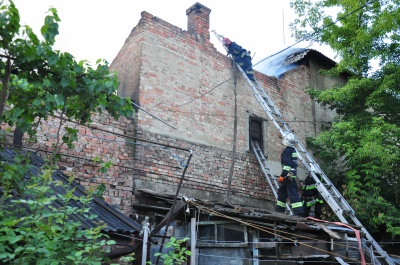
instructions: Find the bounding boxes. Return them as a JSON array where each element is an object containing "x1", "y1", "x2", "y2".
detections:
[
  {"x1": 170, "y1": 0, "x2": 377, "y2": 108},
  {"x1": 52, "y1": 115, "x2": 191, "y2": 152},
  {"x1": 112, "y1": 208, "x2": 400, "y2": 263},
  {"x1": 151, "y1": 108, "x2": 333, "y2": 123}
]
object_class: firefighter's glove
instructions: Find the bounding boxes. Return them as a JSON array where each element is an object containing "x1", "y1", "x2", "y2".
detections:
[
  {"x1": 286, "y1": 172, "x2": 294, "y2": 182},
  {"x1": 278, "y1": 176, "x2": 285, "y2": 183}
]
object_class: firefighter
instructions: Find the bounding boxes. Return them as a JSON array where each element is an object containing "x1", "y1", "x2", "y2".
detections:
[
  {"x1": 302, "y1": 173, "x2": 324, "y2": 219},
  {"x1": 276, "y1": 132, "x2": 304, "y2": 216},
  {"x1": 222, "y1": 37, "x2": 255, "y2": 82}
]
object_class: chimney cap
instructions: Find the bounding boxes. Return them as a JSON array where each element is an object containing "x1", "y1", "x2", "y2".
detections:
[{"x1": 186, "y1": 2, "x2": 211, "y2": 15}]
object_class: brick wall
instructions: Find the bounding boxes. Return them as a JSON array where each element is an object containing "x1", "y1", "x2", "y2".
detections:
[
  {"x1": 2, "y1": 113, "x2": 136, "y2": 215},
  {"x1": 2, "y1": 3, "x2": 344, "y2": 215},
  {"x1": 108, "y1": 4, "x2": 342, "y2": 209}
]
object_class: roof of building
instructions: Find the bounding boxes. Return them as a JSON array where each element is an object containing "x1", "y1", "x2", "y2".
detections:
[
  {"x1": 134, "y1": 189, "x2": 400, "y2": 264},
  {"x1": 0, "y1": 148, "x2": 141, "y2": 235},
  {"x1": 254, "y1": 47, "x2": 337, "y2": 78}
]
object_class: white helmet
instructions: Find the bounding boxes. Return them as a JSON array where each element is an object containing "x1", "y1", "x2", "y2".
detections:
[{"x1": 282, "y1": 132, "x2": 296, "y2": 147}]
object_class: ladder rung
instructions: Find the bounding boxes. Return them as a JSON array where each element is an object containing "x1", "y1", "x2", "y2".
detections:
[{"x1": 213, "y1": 31, "x2": 392, "y2": 263}]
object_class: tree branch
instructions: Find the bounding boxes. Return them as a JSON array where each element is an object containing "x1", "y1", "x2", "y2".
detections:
[{"x1": 0, "y1": 58, "x2": 12, "y2": 117}]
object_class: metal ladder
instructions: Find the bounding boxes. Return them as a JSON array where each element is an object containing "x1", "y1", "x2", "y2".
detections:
[
  {"x1": 213, "y1": 30, "x2": 394, "y2": 265},
  {"x1": 251, "y1": 140, "x2": 292, "y2": 215}
]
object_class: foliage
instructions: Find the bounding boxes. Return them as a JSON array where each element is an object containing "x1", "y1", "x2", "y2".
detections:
[
  {"x1": 154, "y1": 237, "x2": 192, "y2": 265},
  {"x1": 0, "y1": 166, "x2": 116, "y2": 264},
  {"x1": 0, "y1": 0, "x2": 133, "y2": 153},
  {"x1": 0, "y1": 0, "x2": 134, "y2": 263},
  {"x1": 290, "y1": 0, "x2": 400, "y2": 236},
  {"x1": 118, "y1": 253, "x2": 137, "y2": 264},
  {"x1": 109, "y1": 238, "x2": 192, "y2": 265}
]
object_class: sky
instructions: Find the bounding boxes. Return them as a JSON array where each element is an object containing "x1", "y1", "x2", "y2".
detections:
[{"x1": 12, "y1": 0, "x2": 336, "y2": 68}]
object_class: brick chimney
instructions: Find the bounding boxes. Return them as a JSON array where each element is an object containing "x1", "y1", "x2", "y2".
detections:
[{"x1": 186, "y1": 2, "x2": 211, "y2": 41}]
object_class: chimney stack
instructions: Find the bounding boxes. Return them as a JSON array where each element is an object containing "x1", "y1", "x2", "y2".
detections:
[{"x1": 186, "y1": 2, "x2": 211, "y2": 41}]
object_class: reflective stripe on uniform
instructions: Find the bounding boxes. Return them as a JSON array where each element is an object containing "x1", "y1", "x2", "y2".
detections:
[
  {"x1": 277, "y1": 201, "x2": 286, "y2": 207},
  {"x1": 306, "y1": 199, "x2": 323, "y2": 207},
  {"x1": 305, "y1": 184, "x2": 317, "y2": 190},
  {"x1": 283, "y1": 165, "x2": 291, "y2": 171},
  {"x1": 291, "y1": 201, "x2": 303, "y2": 208}
]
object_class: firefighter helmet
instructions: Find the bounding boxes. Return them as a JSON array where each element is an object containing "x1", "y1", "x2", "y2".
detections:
[
  {"x1": 282, "y1": 132, "x2": 296, "y2": 147},
  {"x1": 222, "y1": 38, "x2": 232, "y2": 45}
]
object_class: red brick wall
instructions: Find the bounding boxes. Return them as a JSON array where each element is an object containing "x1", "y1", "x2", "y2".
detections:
[
  {"x1": 108, "y1": 9, "x2": 338, "y2": 208},
  {"x1": 1, "y1": 4, "x2": 343, "y2": 214},
  {"x1": 2, "y1": 113, "x2": 136, "y2": 215}
]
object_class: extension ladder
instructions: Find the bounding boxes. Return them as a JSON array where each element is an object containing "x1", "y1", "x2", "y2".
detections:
[
  {"x1": 213, "y1": 30, "x2": 394, "y2": 265},
  {"x1": 251, "y1": 140, "x2": 292, "y2": 215}
]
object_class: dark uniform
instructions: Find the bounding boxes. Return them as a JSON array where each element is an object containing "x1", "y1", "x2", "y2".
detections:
[
  {"x1": 302, "y1": 174, "x2": 324, "y2": 219},
  {"x1": 276, "y1": 146, "x2": 304, "y2": 215},
  {"x1": 226, "y1": 42, "x2": 255, "y2": 81}
]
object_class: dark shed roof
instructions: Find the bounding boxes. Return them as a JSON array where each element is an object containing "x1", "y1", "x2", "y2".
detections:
[{"x1": 0, "y1": 148, "x2": 141, "y2": 235}]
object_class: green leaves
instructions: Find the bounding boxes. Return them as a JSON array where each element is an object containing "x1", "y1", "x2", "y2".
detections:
[
  {"x1": 154, "y1": 237, "x2": 192, "y2": 265},
  {"x1": 292, "y1": 0, "x2": 400, "y2": 236},
  {"x1": 1, "y1": 2, "x2": 134, "y2": 264},
  {"x1": 40, "y1": 7, "x2": 60, "y2": 45},
  {"x1": 0, "y1": 0, "x2": 20, "y2": 46},
  {"x1": 1, "y1": 1, "x2": 134, "y2": 143},
  {"x1": 0, "y1": 167, "x2": 115, "y2": 264}
]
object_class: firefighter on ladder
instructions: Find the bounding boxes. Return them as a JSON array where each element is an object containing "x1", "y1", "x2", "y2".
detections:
[
  {"x1": 302, "y1": 173, "x2": 324, "y2": 219},
  {"x1": 222, "y1": 37, "x2": 256, "y2": 82},
  {"x1": 276, "y1": 132, "x2": 304, "y2": 216}
]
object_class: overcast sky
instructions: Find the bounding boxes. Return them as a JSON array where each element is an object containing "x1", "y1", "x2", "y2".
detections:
[{"x1": 12, "y1": 0, "x2": 335, "y2": 67}]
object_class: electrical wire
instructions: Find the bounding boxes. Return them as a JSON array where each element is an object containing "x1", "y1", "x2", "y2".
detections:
[
  {"x1": 189, "y1": 200, "x2": 377, "y2": 265},
  {"x1": 4, "y1": 133, "x2": 396, "y2": 263},
  {"x1": 122, "y1": 217, "x2": 396, "y2": 263},
  {"x1": 121, "y1": 199, "x2": 392, "y2": 264},
  {"x1": 150, "y1": 108, "x2": 334, "y2": 123},
  {"x1": 170, "y1": 0, "x2": 378, "y2": 108}
]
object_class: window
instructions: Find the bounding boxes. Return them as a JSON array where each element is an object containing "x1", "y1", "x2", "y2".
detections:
[
  {"x1": 249, "y1": 118, "x2": 263, "y2": 151},
  {"x1": 196, "y1": 221, "x2": 248, "y2": 247}
]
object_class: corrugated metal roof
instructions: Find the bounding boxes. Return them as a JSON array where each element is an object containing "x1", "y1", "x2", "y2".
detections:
[
  {"x1": 284, "y1": 48, "x2": 310, "y2": 65},
  {"x1": 0, "y1": 148, "x2": 141, "y2": 234},
  {"x1": 254, "y1": 47, "x2": 337, "y2": 78}
]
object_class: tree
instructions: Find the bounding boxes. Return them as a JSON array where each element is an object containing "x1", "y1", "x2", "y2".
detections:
[
  {"x1": 290, "y1": 0, "x2": 400, "y2": 237},
  {"x1": 0, "y1": 0, "x2": 133, "y2": 151},
  {"x1": 0, "y1": 0, "x2": 134, "y2": 263}
]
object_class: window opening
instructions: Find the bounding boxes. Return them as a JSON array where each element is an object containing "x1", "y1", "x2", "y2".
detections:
[{"x1": 249, "y1": 118, "x2": 263, "y2": 151}]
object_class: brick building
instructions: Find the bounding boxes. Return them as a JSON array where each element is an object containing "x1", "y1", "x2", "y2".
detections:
[
  {"x1": 4, "y1": 2, "x2": 386, "y2": 264},
  {"x1": 1, "y1": 2, "x2": 346, "y2": 214},
  {"x1": 108, "y1": 2, "x2": 346, "y2": 209}
]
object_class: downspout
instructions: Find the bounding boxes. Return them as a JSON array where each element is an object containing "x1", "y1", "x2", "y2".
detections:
[{"x1": 225, "y1": 59, "x2": 238, "y2": 202}]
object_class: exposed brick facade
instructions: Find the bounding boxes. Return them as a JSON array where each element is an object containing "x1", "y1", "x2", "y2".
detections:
[{"x1": 2, "y1": 2, "x2": 346, "y2": 215}]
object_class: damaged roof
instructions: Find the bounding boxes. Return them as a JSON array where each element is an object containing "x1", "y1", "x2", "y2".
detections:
[
  {"x1": 254, "y1": 47, "x2": 337, "y2": 78},
  {"x1": 134, "y1": 189, "x2": 400, "y2": 264},
  {"x1": 0, "y1": 148, "x2": 141, "y2": 235},
  {"x1": 134, "y1": 188, "x2": 362, "y2": 237}
]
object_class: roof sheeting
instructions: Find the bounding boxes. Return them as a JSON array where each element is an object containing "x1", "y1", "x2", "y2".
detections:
[
  {"x1": 254, "y1": 47, "x2": 336, "y2": 78},
  {"x1": 0, "y1": 148, "x2": 141, "y2": 234}
]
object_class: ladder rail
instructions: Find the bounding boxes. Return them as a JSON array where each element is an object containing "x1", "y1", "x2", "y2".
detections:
[
  {"x1": 213, "y1": 30, "x2": 394, "y2": 265},
  {"x1": 251, "y1": 141, "x2": 292, "y2": 215},
  {"x1": 251, "y1": 141, "x2": 279, "y2": 197}
]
